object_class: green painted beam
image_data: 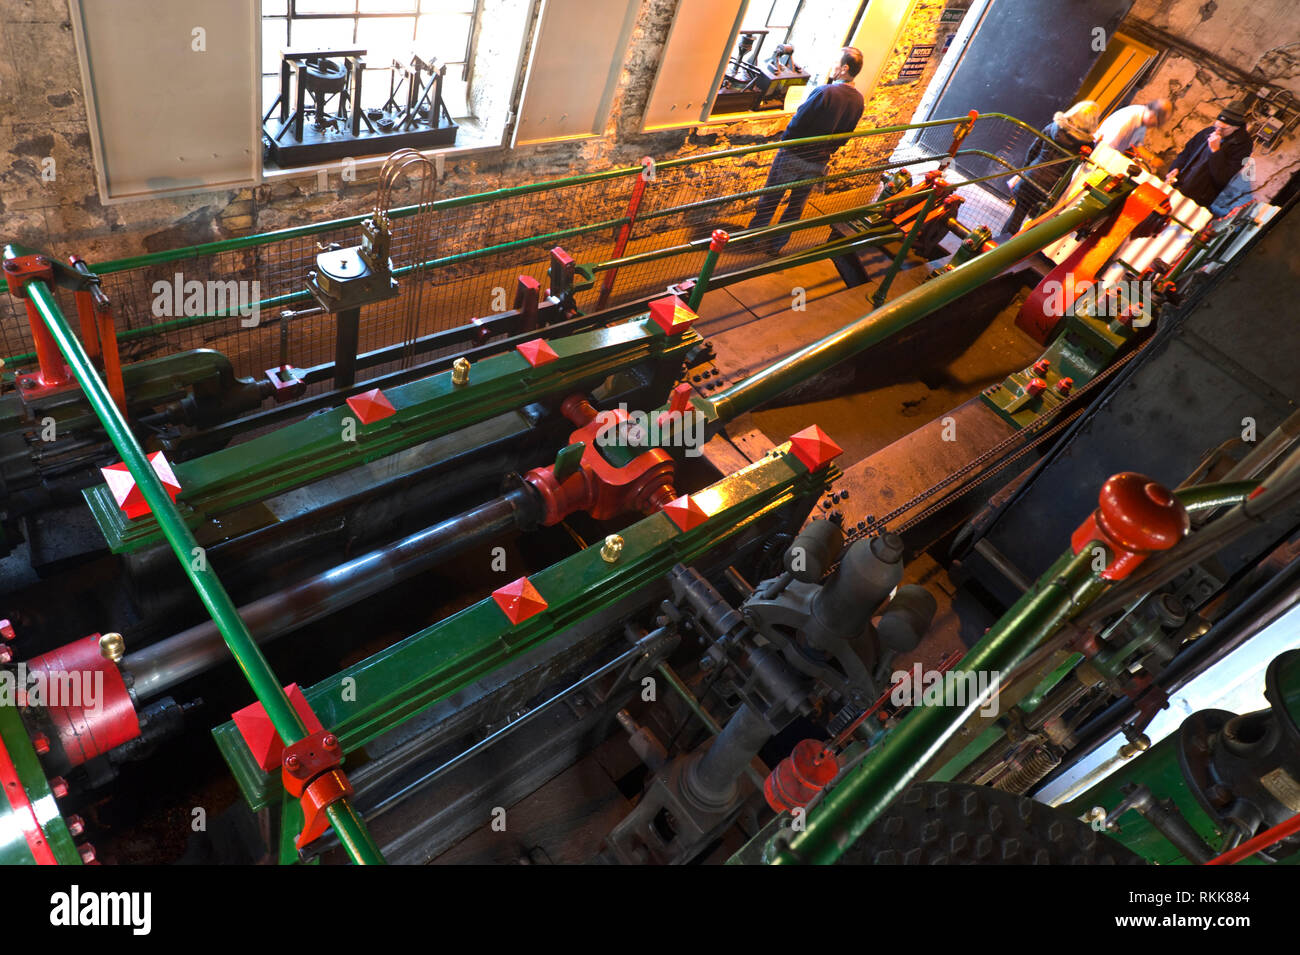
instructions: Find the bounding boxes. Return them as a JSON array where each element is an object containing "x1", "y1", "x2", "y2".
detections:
[
  {"x1": 698, "y1": 180, "x2": 1127, "y2": 426},
  {"x1": 213, "y1": 440, "x2": 836, "y2": 812},
  {"x1": 85, "y1": 315, "x2": 698, "y2": 553}
]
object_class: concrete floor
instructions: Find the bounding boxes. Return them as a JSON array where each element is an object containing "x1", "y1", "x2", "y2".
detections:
[{"x1": 692, "y1": 242, "x2": 1043, "y2": 468}]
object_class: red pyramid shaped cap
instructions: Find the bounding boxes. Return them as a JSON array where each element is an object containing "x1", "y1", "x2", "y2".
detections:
[
  {"x1": 492, "y1": 576, "x2": 549, "y2": 625},
  {"x1": 516, "y1": 338, "x2": 559, "y2": 367},
  {"x1": 649, "y1": 295, "x2": 697, "y2": 335},
  {"x1": 100, "y1": 451, "x2": 183, "y2": 520},
  {"x1": 345, "y1": 388, "x2": 397, "y2": 425},
  {"x1": 662, "y1": 494, "x2": 709, "y2": 532},
  {"x1": 788, "y1": 425, "x2": 843, "y2": 472},
  {"x1": 231, "y1": 683, "x2": 324, "y2": 772}
]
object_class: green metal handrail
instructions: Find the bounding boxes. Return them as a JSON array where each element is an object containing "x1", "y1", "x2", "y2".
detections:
[
  {"x1": 0, "y1": 112, "x2": 1081, "y2": 296},
  {"x1": 18, "y1": 271, "x2": 385, "y2": 866},
  {"x1": 5, "y1": 144, "x2": 1078, "y2": 368}
]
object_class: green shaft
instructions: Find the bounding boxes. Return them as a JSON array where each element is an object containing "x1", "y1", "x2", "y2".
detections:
[
  {"x1": 687, "y1": 242, "x2": 723, "y2": 311},
  {"x1": 710, "y1": 184, "x2": 1118, "y2": 423},
  {"x1": 24, "y1": 279, "x2": 384, "y2": 865},
  {"x1": 771, "y1": 545, "x2": 1111, "y2": 865},
  {"x1": 1175, "y1": 481, "x2": 1258, "y2": 513}
]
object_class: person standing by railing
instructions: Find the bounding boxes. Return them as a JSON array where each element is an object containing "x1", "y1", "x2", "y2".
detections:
[
  {"x1": 1000, "y1": 100, "x2": 1100, "y2": 235},
  {"x1": 747, "y1": 47, "x2": 865, "y2": 254}
]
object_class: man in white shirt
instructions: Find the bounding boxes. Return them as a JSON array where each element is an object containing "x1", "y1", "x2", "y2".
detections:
[{"x1": 1095, "y1": 98, "x2": 1172, "y2": 153}]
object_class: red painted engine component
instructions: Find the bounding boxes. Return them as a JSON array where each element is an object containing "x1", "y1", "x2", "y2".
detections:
[
  {"x1": 231, "y1": 682, "x2": 324, "y2": 772},
  {"x1": 25, "y1": 634, "x2": 140, "y2": 768},
  {"x1": 101, "y1": 451, "x2": 182, "y2": 520},
  {"x1": 1016, "y1": 181, "x2": 1171, "y2": 344},
  {"x1": 1070, "y1": 471, "x2": 1189, "y2": 580},
  {"x1": 765, "y1": 739, "x2": 839, "y2": 813},
  {"x1": 2, "y1": 254, "x2": 71, "y2": 392},
  {"x1": 523, "y1": 394, "x2": 677, "y2": 526},
  {"x1": 232, "y1": 687, "x2": 352, "y2": 848}
]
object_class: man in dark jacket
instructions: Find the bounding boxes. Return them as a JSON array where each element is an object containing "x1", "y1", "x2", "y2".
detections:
[
  {"x1": 1166, "y1": 100, "x2": 1254, "y2": 209},
  {"x1": 748, "y1": 47, "x2": 865, "y2": 253}
]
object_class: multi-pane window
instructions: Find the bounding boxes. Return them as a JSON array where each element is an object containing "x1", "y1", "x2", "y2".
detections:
[{"x1": 261, "y1": 0, "x2": 475, "y2": 120}]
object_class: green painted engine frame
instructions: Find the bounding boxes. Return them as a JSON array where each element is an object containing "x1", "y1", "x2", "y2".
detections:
[
  {"x1": 212, "y1": 439, "x2": 839, "y2": 815},
  {"x1": 84, "y1": 316, "x2": 698, "y2": 554}
]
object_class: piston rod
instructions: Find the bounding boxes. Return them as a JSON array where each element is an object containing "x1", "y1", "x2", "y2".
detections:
[{"x1": 125, "y1": 486, "x2": 538, "y2": 699}]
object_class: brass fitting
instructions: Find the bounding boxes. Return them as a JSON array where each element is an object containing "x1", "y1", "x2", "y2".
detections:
[
  {"x1": 600, "y1": 534, "x2": 624, "y2": 563},
  {"x1": 451, "y1": 357, "x2": 471, "y2": 386},
  {"x1": 99, "y1": 631, "x2": 125, "y2": 663},
  {"x1": 1118, "y1": 733, "x2": 1150, "y2": 759}
]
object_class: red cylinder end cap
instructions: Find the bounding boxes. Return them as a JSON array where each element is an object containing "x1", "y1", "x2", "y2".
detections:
[{"x1": 710, "y1": 229, "x2": 730, "y2": 251}]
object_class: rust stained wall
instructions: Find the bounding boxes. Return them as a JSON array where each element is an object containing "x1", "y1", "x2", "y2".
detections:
[
  {"x1": 0, "y1": 0, "x2": 956, "y2": 266},
  {"x1": 1123, "y1": 0, "x2": 1300, "y2": 200}
]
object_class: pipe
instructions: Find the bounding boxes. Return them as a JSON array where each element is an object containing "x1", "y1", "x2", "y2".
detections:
[
  {"x1": 125, "y1": 487, "x2": 536, "y2": 699},
  {"x1": 709, "y1": 183, "x2": 1119, "y2": 423},
  {"x1": 686, "y1": 703, "x2": 773, "y2": 806},
  {"x1": 1175, "y1": 481, "x2": 1259, "y2": 514},
  {"x1": 20, "y1": 275, "x2": 385, "y2": 865}
]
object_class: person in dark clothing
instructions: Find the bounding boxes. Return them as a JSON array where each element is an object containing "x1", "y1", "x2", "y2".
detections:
[
  {"x1": 749, "y1": 47, "x2": 865, "y2": 253},
  {"x1": 1001, "y1": 100, "x2": 1100, "y2": 235},
  {"x1": 1166, "y1": 100, "x2": 1254, "y2": 209}
]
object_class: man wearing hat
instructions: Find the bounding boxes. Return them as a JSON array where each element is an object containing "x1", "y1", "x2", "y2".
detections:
[{"x1": 1165, "y1": 99, "x2": 1254, "y2": 208}]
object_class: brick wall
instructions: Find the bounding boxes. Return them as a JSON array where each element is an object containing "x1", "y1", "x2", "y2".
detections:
[{"x1": 0, "y1": 0, "x2": 957, "y2": 266}]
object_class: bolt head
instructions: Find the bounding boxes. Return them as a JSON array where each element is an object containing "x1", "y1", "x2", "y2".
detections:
[
  {"x1": 67, "y1": 815, "x2": 85, "y2": 837},
  {"x1": 284, "y1": 753, "x2": 301, "y2": 770},
  {"x1": 78, "y1": 844, "x2": 96, "y2": 864},
  {"x1": 50, "y1": 777, "x2": 69, "y2": 799},
  {"x1": 323, "y1": 734, "x2": 339, "y2": 750},
  {"x1": 32, "y1": 734, "x2": 50, "y2": 755},
  {"x1": 0, "y1": 646, "x2": 11, "y2": 664}
]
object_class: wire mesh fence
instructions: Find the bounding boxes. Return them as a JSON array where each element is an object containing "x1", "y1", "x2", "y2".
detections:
[{"x1": 0, "y1": 113, "x2": 1080, "y2": 389}]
